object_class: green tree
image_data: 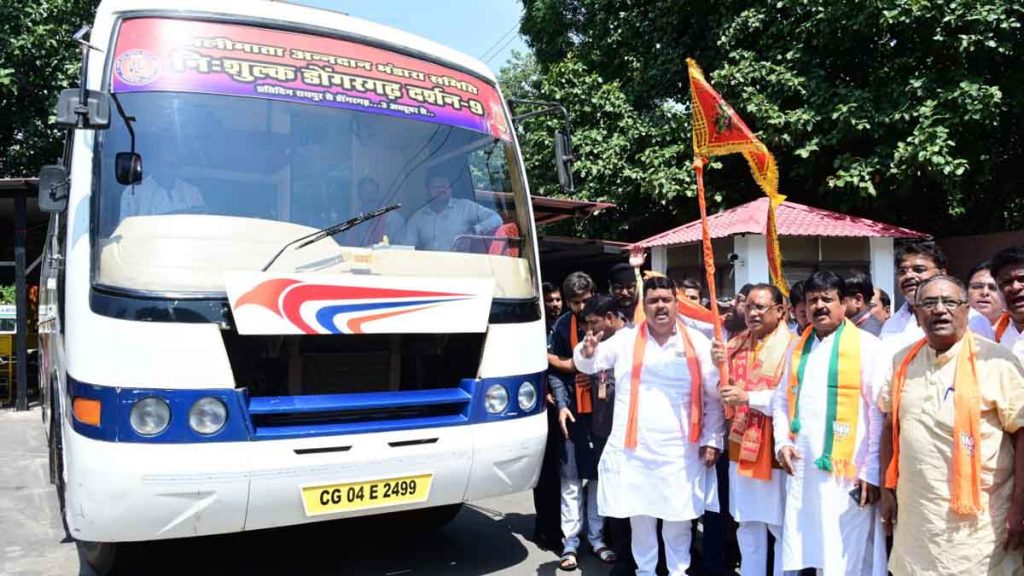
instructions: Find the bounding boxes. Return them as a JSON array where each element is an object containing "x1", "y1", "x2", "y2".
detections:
[
  {"x1": 518, "y1": 0, "x2": 1024, "y2": 239},
  {"x1": 502, "y1": 50, "x2": 701, "y2": 239},
  {"x1": 0, "y1": 0, "x2": 101, "y2": 177}
]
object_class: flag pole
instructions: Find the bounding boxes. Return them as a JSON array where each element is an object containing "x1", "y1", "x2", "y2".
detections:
[{"x1": 693, "y1": 156, "x2": 730, "y2": 394}]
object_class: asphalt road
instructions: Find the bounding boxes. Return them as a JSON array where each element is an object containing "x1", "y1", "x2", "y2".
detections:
[{"x1": 0, "y1": 406, "x2": 626, "y2": 576}]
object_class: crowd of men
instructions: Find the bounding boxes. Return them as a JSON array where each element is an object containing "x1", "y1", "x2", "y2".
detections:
[{"x1": 534, "y1": 241, "x2": 1024, "y2": 576}]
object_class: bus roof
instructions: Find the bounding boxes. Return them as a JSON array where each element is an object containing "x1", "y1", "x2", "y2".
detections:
[{"x1": 95, "y1": 0, "x2": 500, "y2": 84}]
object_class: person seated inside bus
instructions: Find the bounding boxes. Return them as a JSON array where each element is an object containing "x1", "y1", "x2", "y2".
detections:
[
  {"x1": 119, "y1": 147, "x2": 204, "y2": 219},
  {"x1": 401, "y1": 172, "x2": 502, "y2": 252},
  {"x1": 342, "y1": 176, "x2": 405, "y2": 246}
]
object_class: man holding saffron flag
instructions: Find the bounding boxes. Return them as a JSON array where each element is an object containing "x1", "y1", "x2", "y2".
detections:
[
  {"x1": 573, "y1": 276, "x2": 725, "y2": 576},
  {"x1": 770, "y1": 271, "x2": 886, "y2": 575},
  {"x1": 878, "y1": 275, "x2": 1024, "y2": 575},
  {"x1": 711, "y1": 284, "x2": 793, "y2": 576}
]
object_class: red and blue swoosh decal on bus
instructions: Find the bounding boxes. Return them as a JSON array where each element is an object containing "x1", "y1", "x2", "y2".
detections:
[{"x1": 234, "y1": 278, "x2": 473, "y2": 334}]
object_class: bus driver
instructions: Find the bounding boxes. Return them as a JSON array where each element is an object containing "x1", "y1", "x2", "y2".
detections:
[{"x1": 402, "y1": 172, "x2": 502, "y2": 252}]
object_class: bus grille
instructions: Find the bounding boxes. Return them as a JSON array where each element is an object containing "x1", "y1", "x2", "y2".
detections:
[{"x1": 246, "y1": 387, "x2": 472, "y2": 440}]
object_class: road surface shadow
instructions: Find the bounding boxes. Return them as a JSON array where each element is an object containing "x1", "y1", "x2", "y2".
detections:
[{"x1": 93, "y1": 504, "x2": 531, "y2": 576}]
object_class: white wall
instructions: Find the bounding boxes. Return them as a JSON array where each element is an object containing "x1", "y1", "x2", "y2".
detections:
[
  {"x1": 869, "y1": 237, "x2": 895, "y2": 302},
  {"x1": 733, "y1": 234, "x2": 771, "y2": 292}
]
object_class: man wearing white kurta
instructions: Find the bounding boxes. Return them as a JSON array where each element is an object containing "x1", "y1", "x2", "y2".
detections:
[
  {"x1": 771, "y1": 271, "x2": 887, "y2": 576},
  {"x1": 574, "y1": 276, "x2": 725, "y2": 576},
  {"x1": 880, "y1": 242, "x2": 994, "y2": 350},
  {"x1": 713, "y1": 284, "x2": 794, "y2": 576}
]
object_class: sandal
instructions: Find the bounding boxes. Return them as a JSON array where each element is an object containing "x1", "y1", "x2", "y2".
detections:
[
  {"x1": 594, "y1": 546, "x2": 618, "y2": 564},
  {"x1": 558, "y1": 550, "x2": 578, "y2": 571}
]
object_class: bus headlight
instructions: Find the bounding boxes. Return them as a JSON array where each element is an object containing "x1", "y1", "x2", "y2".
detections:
[
  {"x1": 484, "y1": 384, "x2": 509, "y2": 414},
  {"x1": 129, "y1": 397, "x2": 171, "y2": 436},
  {"x1": 517, "y1": 382, "x2": 537, "y2": 411},
  {"x1": 189, "y1": 397, "x2": 227, "y2": 435}
]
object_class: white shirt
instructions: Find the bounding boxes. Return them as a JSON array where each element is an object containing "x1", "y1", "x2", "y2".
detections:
[
  {"x1": 119, "y1": 176, "x2": 203, "y2": 219},
  {"x1": 770, "y1": 327, "x2": 887, "y2": 575},
  {"x1": 401, "y1": 198, "x2": 503, "y2": 252},
  {"x1": 997, "y1": 321, "x2": 1024, "y2": 364},
  {"x1": 880, "y1": 302, "x2": 995, "y2": 352},
  {"x1": 573, "y1": 324, "x2": 725, "y2": 521}
]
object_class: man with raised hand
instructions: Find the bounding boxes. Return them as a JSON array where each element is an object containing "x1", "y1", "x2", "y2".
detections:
[
  {"x1": 771, "y1": 270, "x2": 886, "y2": 576},
  {"x1": 879, "y1": 274, "x2": 1024, "y2": 574},
  {"x1": 992, "y1": 246, "x2": 1024, "y2": 364},
  {"x1": 880, "y1": 242, "x2": 994, "y2": 349},
  {"x1": 711, "y1": 284, "x2": 793, "y2": 575},
  {"x1": 574, "y1": 276, "x2": 724, "y2": 576},
  {"x1": 547, "y1": 272, "x2": 608, "y2": 570}
]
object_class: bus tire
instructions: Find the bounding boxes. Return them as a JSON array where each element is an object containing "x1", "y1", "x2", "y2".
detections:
[
  {"x1": 77, "y1": 541, "x2": 120, "y2": 576},
  {"x1": 403, "y1": 503, "x2": 463, "y2": 531}
]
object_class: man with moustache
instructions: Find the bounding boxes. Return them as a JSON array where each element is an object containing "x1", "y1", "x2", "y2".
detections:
[
  {"x1": 966, "y1": 261, "x2": 1005, "y2": 326},
  {"x1": 711, "y1": 284, "x2": 794, "y2": 576},
  {"x1": 844, "y1": 272, "x2": 884, "y2": 336},
  {"x1": 771, "y1": 270, "x2": 886, "y2": 575},
  {"x1": 609, "y1": 262, "x2": 640, "y2": 316},
  {"x1": 574, "y1": 276, "x2": 725, "y2": 576},
  {"x1": 992, "y1": 246, "x2": 1024, "y2": 363},
  {"x1": 878, "y1": 275, "x2": 1024, "y2": 574},
  {"x1": 725, "y1": 284, "x2": 754, "y2": 339},
  {"x1": 543, "y1": 282, "x2": 564, "y2": 335},
  {"x1": 880, "y1": 242, "x2": 994, "y2": 349}
]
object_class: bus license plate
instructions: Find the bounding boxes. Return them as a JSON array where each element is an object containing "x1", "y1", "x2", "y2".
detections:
[{"x1": 301, "y1": 474, "x2": 433, "y2": 516}]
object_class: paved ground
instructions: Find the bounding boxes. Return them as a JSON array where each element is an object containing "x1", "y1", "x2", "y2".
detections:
[{"x1": 0, "y1": 406, "x2": 630, "y2": 576}]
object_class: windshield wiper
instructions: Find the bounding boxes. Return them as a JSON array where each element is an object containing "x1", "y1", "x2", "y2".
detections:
[{"x1": 261, "y1": 203, "x2": 402, "y2": 272}]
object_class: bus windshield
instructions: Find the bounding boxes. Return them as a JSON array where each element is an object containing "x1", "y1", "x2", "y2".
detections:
[{"x1": 95, "y1": 18, "x2": 533, "y2": 299}]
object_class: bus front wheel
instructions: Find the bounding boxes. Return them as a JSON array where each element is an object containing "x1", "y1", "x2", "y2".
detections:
[{"x1": 78, "y1": 541, "x2": 134, "y2": 576}]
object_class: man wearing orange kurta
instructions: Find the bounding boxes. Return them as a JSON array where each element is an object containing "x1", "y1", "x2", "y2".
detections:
[
  {"x1": 879, "y1": 275, "x2": 1024, "y2": 575},
  {"x1": 712, "y1": 284, "x2": 794, "y2": 575}
]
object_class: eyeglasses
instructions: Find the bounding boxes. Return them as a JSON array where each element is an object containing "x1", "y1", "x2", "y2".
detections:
[
  {"x1": 916, "y1": 297, "x2": 967, "y2": 312},
  {"x1": 747, "y1": 302, "x2": 780, "y2": 314},
  {"x1": 896, "y1": 265, "x2": 936, "y2": 277}
]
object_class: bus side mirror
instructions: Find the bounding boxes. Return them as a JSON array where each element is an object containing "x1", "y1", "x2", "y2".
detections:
[
  {"x1": 38, "y1": 165, "x2": 70, "y2": 213},
  {"x1": 115, "y1": 152, "x2": 143, "y2": 185},
  {"x1": 55, "y1": 88, "x2": 111, "y2": 130},
  {"x1": 554, "y1": 129, "x2": 574, "y2": 193}
]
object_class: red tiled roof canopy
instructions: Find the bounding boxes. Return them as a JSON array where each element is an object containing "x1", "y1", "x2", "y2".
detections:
[{"x1": 631, "y1": 197, "x2": 927, "y2": 248}]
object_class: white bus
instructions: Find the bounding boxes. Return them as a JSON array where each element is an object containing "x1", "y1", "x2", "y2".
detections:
[{"x1": 37, "y1": 2, "x2": 556, "y2": 573}]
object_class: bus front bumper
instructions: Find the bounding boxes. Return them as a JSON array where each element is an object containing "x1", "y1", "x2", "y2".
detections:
[{"x1": 62, "y1": 412, "x2": 546, "y2": 543}]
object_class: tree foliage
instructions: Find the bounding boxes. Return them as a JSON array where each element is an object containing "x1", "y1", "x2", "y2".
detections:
[
  {"x1": 516, "y1": 0, "x2": 1024, "y2": 240},
  {"x1": 503, "y1": 51, "x2": 700, "y2": 238},
  {"x1": 0, "y1": 0, "x2": 101, "y2": 177}
]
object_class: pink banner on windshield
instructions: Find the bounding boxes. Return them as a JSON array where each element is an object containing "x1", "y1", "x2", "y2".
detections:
[{"x1": 111, "y1": 18, "x2": 512, "y2": 141}]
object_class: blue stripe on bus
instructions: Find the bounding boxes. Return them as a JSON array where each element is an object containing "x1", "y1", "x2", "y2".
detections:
[
  {"x1": 247, "y1": 388, "x2": 472, "y2": 416},
  {"x1": 66, "y1": 372, "x2": 545, "y2": 443}
]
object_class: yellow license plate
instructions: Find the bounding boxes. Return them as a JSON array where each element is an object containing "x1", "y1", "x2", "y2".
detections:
[{"x1": 301, "y1": 474, "x2": 433, "y2": 516}]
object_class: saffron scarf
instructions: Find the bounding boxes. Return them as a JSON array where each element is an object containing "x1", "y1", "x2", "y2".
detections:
[
  {"x1": 995, "y1": 313, "x2": 1012, "y2": 342},
  {"x1": 570, "y1": 314, "x2": 593, "y2": 414},
  {"x1": 787, "y1": 319, "x2": 862, "y2": 479},
  {"x1": 625, "y1": 320, "x2": 703, "y2": 449},
  {"x1": 727, "y1": 323, "x2": 794, "y2": 480},
  {"x1": 885, "y1": 333, "x2": 983, "y2": 515}
]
